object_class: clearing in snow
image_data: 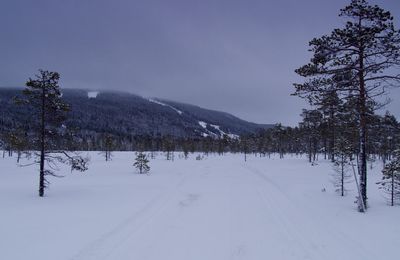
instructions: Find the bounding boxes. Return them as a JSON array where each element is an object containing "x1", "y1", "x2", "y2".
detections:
[{"x1": 1, "y1": 153, "x2": 399, "y2": 260}]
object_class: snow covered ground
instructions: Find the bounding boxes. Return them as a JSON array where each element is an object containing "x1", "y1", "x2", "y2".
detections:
[{"x1": 1, "y1": 152, "x2": 399, "y2": 260}]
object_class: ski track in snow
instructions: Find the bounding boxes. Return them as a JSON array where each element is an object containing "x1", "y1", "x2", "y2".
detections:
[
  {"x1": 242, "y1": 164, "x2": 378, "y2": 260},
  {"x1": 148, "y1": 99, "x2": 183, "y2": 115},
  {"x1": 70, "y1": 157, "x2": 378, "y2": 260},
  {"x1": 70, "y1": 175, "x2": 190, "y2": 260}
]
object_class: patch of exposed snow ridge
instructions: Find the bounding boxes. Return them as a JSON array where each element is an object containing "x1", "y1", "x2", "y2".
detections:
[
  {"x1": 198, "y1": 121, "x2": 208, "y2": 129},
  {"x1": 198, "y1": 121, "x2": 239, "y2": 139},
  {"x1": 88, "y1": 91, "x2": 99, "y2": 98},
  {"x1": 149, "y1": 99, "x2": 183, "y2": 115},
  {"x1": 210, "y1": 124, "x2": 240, "y2": 139},
  {"x1": 198, "y1": 121, "x2": 211, "y2": 137}
]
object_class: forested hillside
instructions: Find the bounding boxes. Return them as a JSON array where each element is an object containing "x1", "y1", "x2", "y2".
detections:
[{"x1": 0, "y1": 87, "x2": 271, "y2": 151}]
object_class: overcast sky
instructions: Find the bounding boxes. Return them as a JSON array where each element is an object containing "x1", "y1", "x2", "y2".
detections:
[{"x1": 1, "y1": 0, "x2": 399, "y2": 125}]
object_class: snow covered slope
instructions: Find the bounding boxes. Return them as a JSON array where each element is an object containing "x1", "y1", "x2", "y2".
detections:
[
  {"x1": 0, "y1": 88, "x2": 271, "y2": 138},
  {"x1": 1, "y1": 153, "x2": 398, "y2": 260}
]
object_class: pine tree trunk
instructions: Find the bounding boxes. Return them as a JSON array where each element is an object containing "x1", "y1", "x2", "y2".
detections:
[
  {"x1": 359, "y1": 65, "x2": 368, "y2": 209},
  {"x1": 358, "y1": 20, "x2": 367, "y2": 210},
  {"x1": 341, "y1": 156, "x2": 344, "y2": 197},
  {"x1": 331, "y1": 111, "x2": 335, "y2": 162},
  {"x1": 391, "y1": 172, "x2": 394, "y2": 206},
  {"x1": 39, "y1": 87, "x2": 45, "y2": 197},
  {"x1": 359, "y1": 120, "x2": 367, "y2": 209}
]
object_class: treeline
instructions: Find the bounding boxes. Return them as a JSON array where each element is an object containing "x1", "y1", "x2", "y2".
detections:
[
  {"x1": 238, "y1": 110, "x2": 400, "y2": 165},
  {"x1": 2, "y1": 110, "x2": 399, "y2": 163}
]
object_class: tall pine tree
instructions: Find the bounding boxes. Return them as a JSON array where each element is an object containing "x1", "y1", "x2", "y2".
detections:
[
  {"x1": 16, "y1": 70, "x2": 89, "y2": 197},
  {"x1": 294, "y1": 0, "x2": 400, "y2": 211}
]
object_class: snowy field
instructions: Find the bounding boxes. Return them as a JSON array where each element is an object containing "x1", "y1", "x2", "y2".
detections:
[{"x1": 1, "y1": 152, "x2": 399, "y2": 260}]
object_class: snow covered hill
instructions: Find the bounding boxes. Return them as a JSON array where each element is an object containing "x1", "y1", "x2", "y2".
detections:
[
  {"x1": 0, "y1": 88, "x2": 272, "y2": 138},
  {"x1": 1, "y1": 153, "x2": 399, "y2": 260}
]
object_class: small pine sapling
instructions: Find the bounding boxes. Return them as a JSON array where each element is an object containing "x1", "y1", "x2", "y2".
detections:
[
  {"x1": 331, "y1": 136, "x2": 353, "y2": 196},
  {"x1": 377, "y1": 149, "x2": 400, "y2": 206},
  {"x1": 100, "y1": 134, "x2": 114, "y2": 161},
  {"x1": 196, "y1": 154, "x2": 204, "y2": 161},
  {"x1": 134, "y1": 152, "x2": 150, "y2": 174},
  {"x1": 182, "y1": 143, "x2": 189, "y2": 159}
]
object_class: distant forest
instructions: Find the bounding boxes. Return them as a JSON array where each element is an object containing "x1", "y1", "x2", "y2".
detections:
[{"x1": 1, "y1": 86, "x2": 399, "y2": 163}]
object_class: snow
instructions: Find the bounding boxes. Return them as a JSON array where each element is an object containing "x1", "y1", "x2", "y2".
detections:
[
  {"x1": 210, "y1": 124, "x2": 240, "y2": 139},
  {"x1": 210, "y1": 124, "x2": 221, "y2": 129},
  {"x1": 1, "y1": 152, "x2": 399, "y2": 260},
  {"x1": 198, "y1": 121, "x2": 208, "y2": 129},
  {"x1": 198, "y1": 121, "x2": 239, "y2": 139},
  {"x1": 87, "y1": 91, "x2": 99, "y2": 98},
  {"x1": 149, "y1": 99, "x2": 183, "y2": 115},
  {"x1": 198, "y1": 121, "x2": 217, "y2": 138}
]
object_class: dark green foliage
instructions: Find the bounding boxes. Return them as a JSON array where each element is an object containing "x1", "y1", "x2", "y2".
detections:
[
  {"x1": 100, "y1": 134, "x2": 114, "y2": 161},
  {"x1": 134, "y1": 152, "x2": 150, "y2": 174},
  {"x1": 377, "y1": 149, "x2": 400, "y2": 206},
  {"x1": 300, "y1": 109, "x2": 323, "y2": 163},
  {"x1": 0, "y1": 130, "x2": 29, "y2": 161},
  {"x1": 0, "y1": 88, "x2": 272, "y2": 152},
  {"x1": 332, "y1": 136, "x2": 354, "y2": 196},
  {"x1": 162, "y1": 136, "x2": 175, "y2": 160},
  {"x1": 294, "y1": 0, "x2": 400, "y2": 211},
  {"x1": 15, "y1": 70, "x2": 89, "y2": 197}
]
